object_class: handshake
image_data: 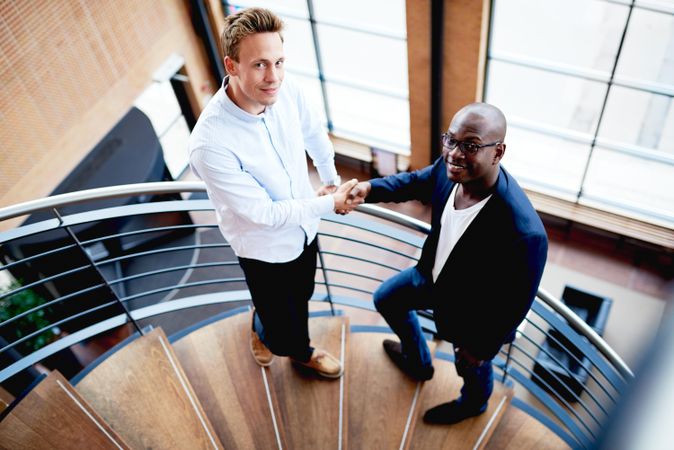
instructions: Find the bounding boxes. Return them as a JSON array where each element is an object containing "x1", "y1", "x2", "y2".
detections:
[{"x1": 317, "y1": 178, "x2": 371, "y2": 215}]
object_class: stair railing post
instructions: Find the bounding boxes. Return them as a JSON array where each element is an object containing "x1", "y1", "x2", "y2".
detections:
[
  {"x1": 52, "y1": 208, "x2": 143, "y2": 335},
  {"x1": 502, "y1": 342, "x2": 513, "y2": 384},
  {"x1": 316, "y1": 237, "x2": 335, "y2": 316}
]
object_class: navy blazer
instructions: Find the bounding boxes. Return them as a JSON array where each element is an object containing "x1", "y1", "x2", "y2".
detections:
[{"x1": 367, "y1": 158, "x2": 548, "y2": 360}]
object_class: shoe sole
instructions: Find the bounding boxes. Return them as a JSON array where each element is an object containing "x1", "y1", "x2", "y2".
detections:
[
  {"x1": 291, "y1": 360, "x2": 344, "y2": 379},
  {"x1": 315, "y1": 367, "x2": 344, "y2": 379}
]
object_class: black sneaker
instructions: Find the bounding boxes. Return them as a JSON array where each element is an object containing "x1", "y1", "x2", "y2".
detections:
[
  {"x1": 382, "y1": 339, "x2": 434, "y2": 381},
  {"x1": 423, "y1": 400, "x2": 486, "y2": 424}
]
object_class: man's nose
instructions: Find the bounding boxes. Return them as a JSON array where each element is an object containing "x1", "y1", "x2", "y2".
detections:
[
  {"x1": 443, "y1": 145, "x2": 462, "y2": 160},
  {"x1": 265, "y1": 66, "x2": 280, "y2": 82}
]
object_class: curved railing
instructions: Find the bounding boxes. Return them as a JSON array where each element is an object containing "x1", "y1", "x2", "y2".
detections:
[{"x1": 0, "y1": 182, "x2": 633, "y2": 449}]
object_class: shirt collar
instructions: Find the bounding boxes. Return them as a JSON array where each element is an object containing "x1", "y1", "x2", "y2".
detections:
[{"x1": 219, "y1": 76, "x2": 270, "y2": 123}]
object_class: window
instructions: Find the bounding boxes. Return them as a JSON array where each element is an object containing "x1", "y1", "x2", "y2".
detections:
[
  {"x1": 223, "y1": 0, "x2": 410, "y2": 156},
  {"x1": 134, "y1": 79, "x2": 191, "y2": 179},
  {"x1": 486, "y1": 0, "x2": 674, "y2": 226}
]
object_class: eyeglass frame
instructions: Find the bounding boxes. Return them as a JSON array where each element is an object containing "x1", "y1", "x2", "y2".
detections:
[{"x1": 441, "y1": 133, "x2": 502, "y2": 155}]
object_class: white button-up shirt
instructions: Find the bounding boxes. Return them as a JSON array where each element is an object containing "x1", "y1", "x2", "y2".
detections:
[{"x1": 189, "y1": 76, "x2": 338, "y2": 263}]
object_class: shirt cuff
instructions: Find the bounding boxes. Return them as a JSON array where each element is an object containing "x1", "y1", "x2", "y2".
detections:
[
  {"x1": 316, "y1": 192, "x2": 335, "y2": 214},
  {"x1": 321, "y1": 175, "x2": 341, "y2": 187}
]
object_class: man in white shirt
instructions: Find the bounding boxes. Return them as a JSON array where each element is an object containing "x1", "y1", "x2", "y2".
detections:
[{"x1": 189, "y1": 7, "x2": 358, "y2": 378}]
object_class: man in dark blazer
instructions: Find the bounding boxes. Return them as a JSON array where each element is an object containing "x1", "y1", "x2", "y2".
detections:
[{"x1": 347, "y1": 102, "x2": 548, "y2": 424}]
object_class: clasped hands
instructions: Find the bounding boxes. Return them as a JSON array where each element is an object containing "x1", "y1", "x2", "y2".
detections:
[{"x1": 316, "y1": 179, "x2": 372, "y2": 215}]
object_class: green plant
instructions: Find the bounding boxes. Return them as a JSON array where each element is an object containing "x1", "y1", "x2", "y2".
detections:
[{"x1": 0, "y1": 280, "x2": 58, "y2": 353}]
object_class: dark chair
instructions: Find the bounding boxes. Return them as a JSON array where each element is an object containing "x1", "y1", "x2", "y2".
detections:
[{"x1": 532, "y1": 285, "x2": 613, "y2": 402}]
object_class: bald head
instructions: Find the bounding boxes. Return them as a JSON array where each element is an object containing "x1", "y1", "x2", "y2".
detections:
[
  {"x1": 453, "y1": 102, "x2": 507, "y2": 142},
  {"x1": 443, "y1": 102, "x2": 507, "y2": 191}
]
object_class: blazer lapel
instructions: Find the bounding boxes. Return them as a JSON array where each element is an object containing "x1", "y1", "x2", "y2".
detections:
[{"x1": 433, "y1": 176, "x2": 454, "y2": 228}]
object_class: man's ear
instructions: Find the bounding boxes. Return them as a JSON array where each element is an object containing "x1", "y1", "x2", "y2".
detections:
[
  {"x1": 495, "y1": 144, "x2": 505, "y2": 161},
  {"x1": 493, "y1": 143, "x2": 506, "y2": 164},
  {"x1": 224, "y1": 56, "x2": 237, "y2": 76}
]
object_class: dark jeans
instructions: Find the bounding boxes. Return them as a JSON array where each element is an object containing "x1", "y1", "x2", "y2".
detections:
[
  {"x1": 238, "y1": 238, "x2": 317, "y2": 362},
  {"x1": 374, "y1": 266, "x2": 493, "y2": 409},
  {"x1": 455, "y1": 350, "x2": 493, "y2": 411}
]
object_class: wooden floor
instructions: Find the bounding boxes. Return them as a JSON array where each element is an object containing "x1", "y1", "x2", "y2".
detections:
[
  {"x1": 409, "y1": 357, "x2": 513, "y2": 450},
  {"x1": 0, "y1": 385, "x2": 13, "y2": 414},
  {"x1": 3, "y1": 309, "x2": 576, "y2": 449},
  {"x1": 269, "y1": 315, "x2": 349, "y2": 449},
  {"x1": 323, "y1": 308, "x2": 571, "y2": 450},
  {"x1": 347, "y1": 332, "x2": 436, "y2": 449},
  {"x1": 172, "y1": 310, "x2": 285, "y2": 449},
  {"x1": 0, "y1": 371, "x2": 129, "y2": 450},
  {"x1": 75, "y1": 328, "x2": 222, "y2": 449},
  {"x1": 485, "y1": 406, "x2": 570, "y2": 450}
]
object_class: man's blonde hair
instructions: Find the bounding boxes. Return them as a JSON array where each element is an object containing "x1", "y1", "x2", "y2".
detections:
[{"x1": 221, "y1": 7, "x2": 284, "y2": 62}]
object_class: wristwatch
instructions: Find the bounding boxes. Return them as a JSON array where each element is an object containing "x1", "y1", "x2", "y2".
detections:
[{"x1": 322, "y1": 175, "x2": 341, "y2": 187}]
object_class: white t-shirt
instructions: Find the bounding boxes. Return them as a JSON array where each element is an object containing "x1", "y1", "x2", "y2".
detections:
[{"x1": 432, "y1": 185, "x2": 492, "y2": 282}]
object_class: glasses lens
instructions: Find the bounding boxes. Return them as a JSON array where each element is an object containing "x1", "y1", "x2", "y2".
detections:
[
  {"x1": 442, "y1": 135, "x2": 457, "y2": 149},
  {"x1": 460, "y1": 142, "x2": 479, "y2": 154}
]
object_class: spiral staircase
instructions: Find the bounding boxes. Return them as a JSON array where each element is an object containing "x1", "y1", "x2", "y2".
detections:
[{"x1": 0, "y1": 182, "x2": 634, "y2": 449}]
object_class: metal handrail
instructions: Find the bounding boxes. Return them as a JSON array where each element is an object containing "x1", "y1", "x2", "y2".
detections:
[
  {"x1": 0, "y1": 181, "x2": 206, "y2": 222},
  {"x1": 537, "y1": 288, "x2": 633, "y2": 379},
  {"x1": 0, "y1": 181, "x2": 633, "y2": 379},
  {"x1": 517, "y1": 318, "x2": 619, "y2": 404},
  {"x1": 0, "y1": 181, "x2": 635, "y2": 448},
  {"x1": 507, "y1": 328, "x2": 616, "y2": 415}
]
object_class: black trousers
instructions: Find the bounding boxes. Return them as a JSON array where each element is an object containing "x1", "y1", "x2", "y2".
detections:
[{"x1": 238, "y1": 238, "x2": 318, "y2": 361}]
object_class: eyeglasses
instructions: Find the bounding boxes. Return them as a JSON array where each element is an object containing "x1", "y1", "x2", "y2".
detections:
[{"x1": 441, "y1": 133, "x2": 501, "y2": 155}]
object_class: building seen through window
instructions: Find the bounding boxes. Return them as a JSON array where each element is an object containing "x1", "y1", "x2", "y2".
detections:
[{"x1": 486, "y1": 0, "x2": 674, "y2": 226}]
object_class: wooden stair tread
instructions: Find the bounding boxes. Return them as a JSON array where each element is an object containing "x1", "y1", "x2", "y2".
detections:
[
  {"x1": 409, "y1": 358, "x2": 513, "y2": 450},
  {"x1": 485, "y1": 405, "x2": 570, "y2": 450},
  {"x1": 75, "y1": 328, "x2": 222, "y2": 449},
  {"x1": 0, "y1": 371, "x2": 130, "y2": 449},
  {"x1": 347, "y1": 332, "x2": 436, "y2": 449},
  {"x1": 268, "y1": 314, "x2": 349, "y2": 449},
  {"x1": 172, "y1": 310, "x2": 285, "y2": 450},
  {"x1": 0, "y1": 385, "x2": 14, "y2": 413}
]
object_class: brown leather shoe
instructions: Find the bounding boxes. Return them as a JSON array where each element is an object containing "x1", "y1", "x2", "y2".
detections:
[
  {"x1": 293, "y1": 348, "x2": 343, "y2": 379},
  {"x1": 250, "y1": 328, "x2": 274, "y2": 366}
]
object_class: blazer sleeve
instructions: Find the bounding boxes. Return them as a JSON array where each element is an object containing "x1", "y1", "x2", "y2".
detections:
[{"x1": 367, "y1": 159, "x2": 441, "y2": 205}]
